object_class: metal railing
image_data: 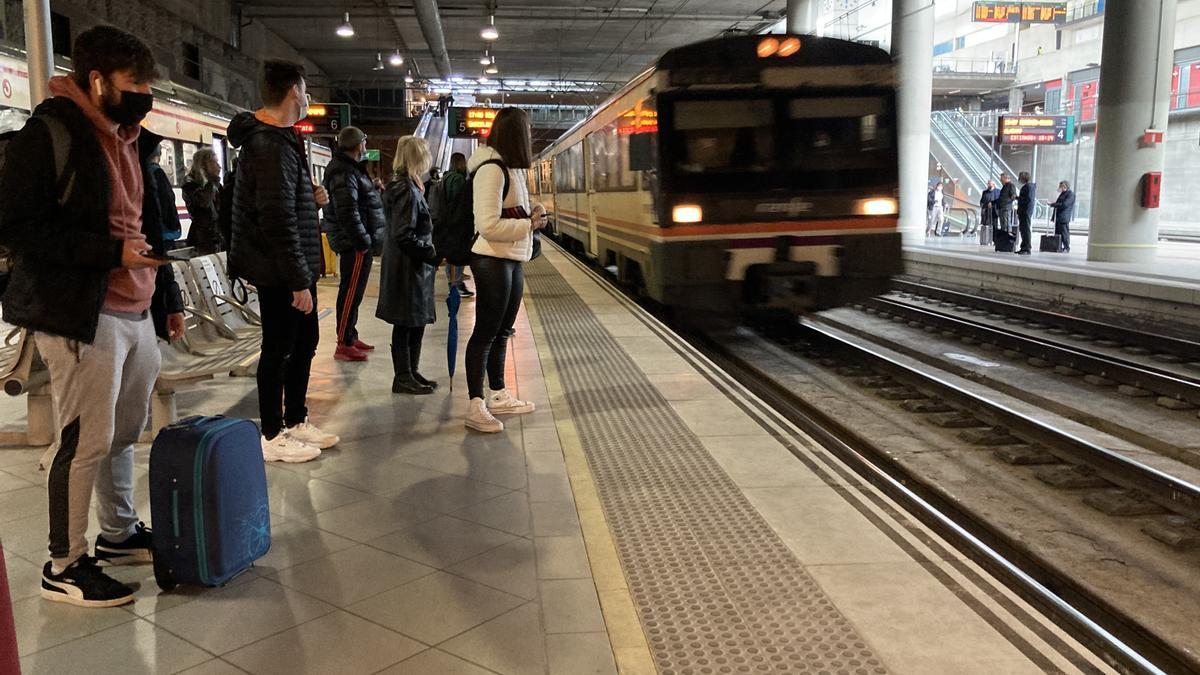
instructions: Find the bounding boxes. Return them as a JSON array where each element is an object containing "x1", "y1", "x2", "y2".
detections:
[{"x1": 932, "y1": 56, "x2": 1015, "y2": 76}]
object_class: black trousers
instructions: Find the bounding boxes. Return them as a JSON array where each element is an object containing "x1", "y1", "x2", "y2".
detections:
[
  {"x1": 1017, "y1": 214, "x2": 1033, "y2": 252},
  {"x1": 257, "y1": 285, "x2": 320, "y2": 439},
  {"x1": 1055, "y1": 221, "x2": 1071, "y2": 251},
  {"x1": 466, "y1": 255, "x2": 524, "y2": 400},
  {"x1": 335, "y1": 250, "x2": 373, "y2": 347},
  {"x1": 390, "y1": 325, "x2": 427, "y2": 379}
]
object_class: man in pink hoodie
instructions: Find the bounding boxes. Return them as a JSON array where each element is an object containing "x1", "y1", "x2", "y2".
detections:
[{"x1": 0, "y1": 26, "x2": 182, "y2": 608}]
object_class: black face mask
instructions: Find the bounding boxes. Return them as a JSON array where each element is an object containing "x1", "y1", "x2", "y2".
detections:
[{"x1": 102, "y1": 84, "x2": 154, "y2": 126}]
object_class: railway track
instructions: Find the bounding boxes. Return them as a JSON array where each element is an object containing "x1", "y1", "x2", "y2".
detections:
[{"x1": 551, "y1": 237, "x2": 1199, "y2": 673}]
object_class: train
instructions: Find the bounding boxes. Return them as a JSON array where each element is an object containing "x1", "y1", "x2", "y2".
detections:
[
  {"x1": 532, "y1": 34, "x2": 903, "y2": 316},
  {"x1": 0, "y1": 46, "x2": 332, "y2": 239}
]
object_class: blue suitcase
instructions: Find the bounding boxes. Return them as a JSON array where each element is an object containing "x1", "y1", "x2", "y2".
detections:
[{"x1": 150, "y1": 416, "x2": 271, "y2": 591}]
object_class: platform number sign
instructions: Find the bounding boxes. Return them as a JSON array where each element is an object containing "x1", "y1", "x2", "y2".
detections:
[
  {"x1": 973, "y1": 2, "x2": 1067, "y2": 24},
  {"x1": 449, "y1": 107, "x2": 497, "y2": 139},
  {"x1": 295, "y1": 103, "x2": 351, "y2": 137},
  {"x1": 998, "y1": 115, "x2": 1075, "y2": 145}
]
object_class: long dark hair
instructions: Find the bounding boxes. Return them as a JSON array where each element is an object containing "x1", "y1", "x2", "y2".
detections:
[{"x1": 487, "y1": 108, "x2": 532, "y2": 169}]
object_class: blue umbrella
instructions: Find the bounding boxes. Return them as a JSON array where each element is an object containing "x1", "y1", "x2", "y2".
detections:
[{"x1": 445, "y1": 267, "x2": 462, "y2": 391}]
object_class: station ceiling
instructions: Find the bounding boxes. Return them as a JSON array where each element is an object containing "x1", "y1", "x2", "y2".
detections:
[{"x1": 239, "y1": 1, "x2": 783, "y2": 95}]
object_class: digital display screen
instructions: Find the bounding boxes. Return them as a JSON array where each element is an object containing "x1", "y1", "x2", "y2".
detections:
[
  {"x1": 973, "y1": 2, "x2": 1067, "y2": 24},
  {"x1": 998, "y1": 114, "x2": 1074, "y2": 144},
  {"x1": 449, "y1": 107, "x2": 497, "y2": 138}
]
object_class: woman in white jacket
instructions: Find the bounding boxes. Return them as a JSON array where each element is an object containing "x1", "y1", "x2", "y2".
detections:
[{"x1": 464, "y1": 108, "x2": 548, "y2": 432}]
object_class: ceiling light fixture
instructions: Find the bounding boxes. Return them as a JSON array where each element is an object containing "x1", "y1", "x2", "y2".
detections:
[
  {"x1": 336, "y1": 12, "x2": 355, "y2": 38},
  {"x1": 404, "y1": 72, "x2": 415, "y2": 84},
  {"x1": 373, "y1": 52, "x2": 385, "y2": 71},
  {"x1": 481, "y1": 14, "x2": 499, "y2": 41},
  {"x1": 480, "y1": 49, "x2": 492, "y2": 66},
  {"x1": 389, "y1": 50, "x2": 404, "y2": 67},
  {"x1": 485, "y1": 62, "x2": 499, "y2": 75}
]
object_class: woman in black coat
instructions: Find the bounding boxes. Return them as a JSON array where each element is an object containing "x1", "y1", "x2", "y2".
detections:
[{"x1": 377, "y1": 136, "x2": 440, "y2": 394}]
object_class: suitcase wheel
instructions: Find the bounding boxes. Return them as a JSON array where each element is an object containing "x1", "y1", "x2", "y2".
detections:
[{"x1": 153, "y1": 555, "x2": 178, "y2": 592}]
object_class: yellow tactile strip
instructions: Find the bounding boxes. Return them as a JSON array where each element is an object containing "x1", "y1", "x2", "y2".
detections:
[
  {"x1": 525, "y1": 292, "x2": 658, "y2": 675},
  {"x1": 522, "y1": 256, "x2": 887, "y2": 675}
]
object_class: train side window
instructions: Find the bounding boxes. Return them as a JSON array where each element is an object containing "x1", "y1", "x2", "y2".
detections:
[
  {"x1": 156, "y1": 139, "x2": 178, "y2": 187},
  {"x1": 590, "y1": 117, "x2": 636, "y2": 192}
]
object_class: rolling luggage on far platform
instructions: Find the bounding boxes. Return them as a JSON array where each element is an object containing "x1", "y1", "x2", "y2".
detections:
[
  {"x1": 1040, "y1": 233, "x2": 1064, "y2": 253},
  {"x1": 994, "y1": 229, "x2": 1016, "y2": 253},
  {"x1": 149, "y1": 416, "x2": 271, "y2": 591},
  {"x1": 979, "y1": 225, "x2": 993, "y2": 246}
]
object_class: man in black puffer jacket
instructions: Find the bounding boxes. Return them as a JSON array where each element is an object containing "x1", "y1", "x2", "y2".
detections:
[
  {"x1": 322, "y1": 126, "x2": 385, "y2": 361},
  {"x1": 227, "y1": 59, "x2": 338, "y2": 462}
]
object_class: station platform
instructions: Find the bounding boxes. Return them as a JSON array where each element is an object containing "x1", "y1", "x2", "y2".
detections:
[
  {"x1": 1, "y1": 246, "x2": 1115, "y2": 674},
  {"x1": 904, "y1": 234, "x2": 1200, "y2": 330}
]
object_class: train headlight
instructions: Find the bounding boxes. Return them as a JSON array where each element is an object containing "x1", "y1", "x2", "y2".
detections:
[
  {"x1": 856, "y1": 198, "x2": 898, "y2": 216},
  {"x1": 672, "y1": 204, "x2": 703, "y2": 223}
]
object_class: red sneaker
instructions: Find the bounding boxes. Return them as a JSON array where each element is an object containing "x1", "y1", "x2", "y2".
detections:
[
  {"x1": 334, "y1": 345, "x2": 367, "y2": 362},
  {"x1": 353, "y1": 339, "x2": 375, "y2": 351}
]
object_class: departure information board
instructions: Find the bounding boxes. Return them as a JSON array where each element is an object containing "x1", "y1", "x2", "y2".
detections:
[
  {"x1": 449, "y1": 107, "x2": 497, "y2": 138},
  {"x1": 998, "y1": 114, "x2": 1075, "y2": 144},
  {"x1": 972, "y1": 2, "x2": 1067, "y2": 24}
]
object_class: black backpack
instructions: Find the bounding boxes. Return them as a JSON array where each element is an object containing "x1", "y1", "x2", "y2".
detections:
[
  {"x1": 0, "y1": 116, "x2": 72, "y2": 296},
  {"x1": 435, "y1": 159, "x2": 508, "y2": 266}
]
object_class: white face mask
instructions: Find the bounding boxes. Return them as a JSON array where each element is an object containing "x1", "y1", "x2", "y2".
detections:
[{"x1": 297, "y1": 90, "x2": 310, "y2": 121}]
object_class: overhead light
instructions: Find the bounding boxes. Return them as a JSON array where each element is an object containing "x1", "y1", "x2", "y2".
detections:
[
  {"x1": 481, "y1": 14, "x2": 499, "y2": 41},
  {"x1": 389, "y1": 50, "x2": 404, "y2": 67},
  {"x1": 485, "y1": 63, "x2": 499, "y2": 75},
  {"x1": 480, "y1": 49, "x2": 491, "y2": 65},
  {"x1": 478, "y1": 75, "x2": 488, "y2": 84},
  {"x1": 404, "y1": 73, "x2": 415, "y2": 84},
  {"x1": 336, "y1": 12, "x2": 354, "y2": 38},
  {"x1": 373, "y1": 53, "x2": 385, "y2": 71}
]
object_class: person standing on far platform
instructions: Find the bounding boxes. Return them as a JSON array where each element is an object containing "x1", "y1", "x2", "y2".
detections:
[
  {"x1": 996, "y1": 172, "x2": 1017, "y2": 234},
  {"x1": 1016, "y1": 171, "x2": 1036, "y2": 255},
  {"x1": 926, "y1": 182, "x2": 945, "y2": 237},
  {"x1": 227, "y1": 59, "x2": 339, "y2": 462},
  {"x1": 978, "y1": 179, "x2": 1000, "y2": 236},
  {"x1": 1050, "y1": 180, "x2": 1076, "y2": 253},
  {"x1": 378, "y1": 136, "x2": 440, "y2": 395}
]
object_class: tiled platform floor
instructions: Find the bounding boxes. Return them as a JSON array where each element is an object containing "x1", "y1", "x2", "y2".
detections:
[{"x1": 0, "y1": 246, "x2": 1121, "y2": 674}]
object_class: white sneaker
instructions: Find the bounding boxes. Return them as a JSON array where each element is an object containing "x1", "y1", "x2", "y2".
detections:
[
  {"x1": 465, "y1": 398, "x2": 504, "y2": 433},
  {"x1": 287, "y1": 420, "x2": 339, "y2": 449},
  {"x1": 262, "y1": 433, "x2": 321, "y2": 463},
  {"x1": 486, "y1": 389, "x2": 535, "y2": 415}
]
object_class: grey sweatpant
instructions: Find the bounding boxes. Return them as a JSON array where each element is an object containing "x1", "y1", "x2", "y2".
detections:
[{"x1": 37, "y1": 312, "x2": 160, "y2": 568}]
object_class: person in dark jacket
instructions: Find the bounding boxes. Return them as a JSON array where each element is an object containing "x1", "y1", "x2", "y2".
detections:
[
  {"x1": 377, "y1": 135, "x2": 439, "y2": 395},
  {"x1": 146, "y1": 144, "x2": 182, "y2": 245},
  {"x1": 138, "y1": 130, "x2": 187, "y2": 340},
  {"x1": 0, "y1": 26, "x2": 182, "y2": 609},
  {"x1": 228, "y1": 59, "x2": 337, "y2": 462},
  {"x1": 978, "y1": 179, "x2": 999, "y2": 236},
  {"x1": 322, "y1": 125, "x2": 385, "y2": 361},
  {"x1": 1016, "y1": 171, "x2": 1036, "y2": 255},
  {"x1": 996, "y1": 172, "x2": 1017, "y2": 233},
  {"x1": 1050, "y1": 180, "x2": 1076, "y2": 253},
  {"x1": 182, "y1": 148, "x2": 224, "y2": 254}
]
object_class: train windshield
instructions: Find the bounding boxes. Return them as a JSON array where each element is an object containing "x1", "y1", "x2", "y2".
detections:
[{"x1": 668, "y1": 94, "x2": 894, "y2": 192}]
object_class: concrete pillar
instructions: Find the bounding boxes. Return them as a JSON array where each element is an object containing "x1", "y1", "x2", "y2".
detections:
[
  {"x1": 891, "y1": 0, "x2": 935, "y2": 241},
  {"x1": 22, "y1": 0, "x2": 54, "y2": 107},
  {"x1": 1087, "y1": 0, "x2": 1177, "y2": 263},
  {"x1": 786, "y1": 0, "x2": 820, "y2": 34}
]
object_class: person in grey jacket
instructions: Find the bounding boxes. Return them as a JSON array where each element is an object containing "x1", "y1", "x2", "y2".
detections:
[
  {"x1": 323, "y1": 126, "x2": 385, "y2": 361},
  {"x1": 377, "y1": 136, "x2": 440, "y2": 394},
  {"x1": 1050, "y1": 180, "x2": 1076, "y2": 253}
]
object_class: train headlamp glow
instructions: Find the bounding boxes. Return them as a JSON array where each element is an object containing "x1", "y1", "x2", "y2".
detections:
[
  {"x1": 672, "y1": 204, "x2": 703, "y2": 223},
  {"x1": 856, "y1": 198, "x2": 898, "y2": 216},
  {"x1": 756, "y1": 38, "x2": 779, "y2": 58}
]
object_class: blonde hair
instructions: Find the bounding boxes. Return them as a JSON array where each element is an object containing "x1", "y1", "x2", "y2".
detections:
[
  {"x1": 188, "y1": 148, "x2": 216, "y2": 184},
  {"x1": 392, "y1": 136, "x2": 431, "y2": 181}
]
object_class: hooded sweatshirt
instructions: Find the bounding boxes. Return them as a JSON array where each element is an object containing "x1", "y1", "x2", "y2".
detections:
[{"x1": 48, "y1": 76, "x2": 153, "y2": 313}]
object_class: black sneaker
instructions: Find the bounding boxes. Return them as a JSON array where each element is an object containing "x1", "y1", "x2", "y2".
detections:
[
  {"x1": 95, "y1": 521, "x2": 153, "y2": 566},
  {"x1": 456, "y1": 281, "x2": 474, "y2": 298},
  {"x1": 41, "y1": 555, "x2": 134, "y2": 608}
]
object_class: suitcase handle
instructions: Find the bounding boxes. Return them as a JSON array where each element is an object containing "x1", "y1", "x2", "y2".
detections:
[{"x1": 163, "y1": 415, "x2": 225, "y2": 431}]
